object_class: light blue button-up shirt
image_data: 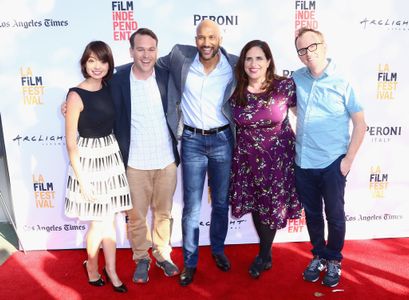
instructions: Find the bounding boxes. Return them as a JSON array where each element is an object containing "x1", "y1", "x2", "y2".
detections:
[
  {"x1": 292, "y1": 59, "x2": 363, "y2": 169},
  {"x1": 182, "y1": 52, "x2": 233, "y2": 130}
]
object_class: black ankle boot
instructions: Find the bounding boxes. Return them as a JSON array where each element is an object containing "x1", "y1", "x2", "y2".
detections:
[{"x1": 249, "y1": 256, "x2": 272, "y2": 279}]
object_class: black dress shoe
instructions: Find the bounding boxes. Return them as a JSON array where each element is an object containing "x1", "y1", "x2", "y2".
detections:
[
  {"x1": 248, "y1": 256, "x2": 272, "y2": 279},
  {"x1": 212, "y1": 253, "x2": 231, "y2": 272},
  {"x1": 83, "y1": 261, "x2": 105, "y2": 286},
  {"x1": 103, "y1": 268, "x2": 128, "y2": 293},
  {"x1": 179, "y1": 267, "x2": 196, "y2": 286}
]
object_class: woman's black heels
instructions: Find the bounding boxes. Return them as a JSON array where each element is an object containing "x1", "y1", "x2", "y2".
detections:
[
  {"x1": 83, "y1": 261, "x2": 105, "y2": 286},
  {"x1": 103, "y1": 268, "x2": 128, "y2": 293}
]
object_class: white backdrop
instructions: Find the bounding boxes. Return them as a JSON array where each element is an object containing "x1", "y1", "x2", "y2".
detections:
[{"x1": 0, "y1": 0, "x2": 408, "y2": 250}]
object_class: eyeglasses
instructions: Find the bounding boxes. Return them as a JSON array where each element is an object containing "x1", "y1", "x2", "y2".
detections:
[{"x1": 296, "y1": 43, "x2": 323, "y2": 56}]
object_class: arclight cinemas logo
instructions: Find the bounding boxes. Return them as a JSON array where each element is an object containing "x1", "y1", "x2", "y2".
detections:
[
  {"x1": 360, "y1": 17, "x2": 409, "y2": 30},
  {"x1": 12, "y1": 133, "x2": 65, "y2": 146}
]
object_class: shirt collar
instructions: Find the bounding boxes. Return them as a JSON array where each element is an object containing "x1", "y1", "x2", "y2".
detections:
[
  {"x1": 305, "y1": 58, "x2": 335, "y2": 79},
  {"x1": 322, "y1": 58, "x2": 335, "y2": 76},
  {"x1": 130, "y1": 66, "x2": 156, "y2": 82}
]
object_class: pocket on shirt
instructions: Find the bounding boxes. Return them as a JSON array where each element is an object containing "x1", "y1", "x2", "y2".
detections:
[{"x1": 320, "y1": 89, "x2": 346, "y2": 115}]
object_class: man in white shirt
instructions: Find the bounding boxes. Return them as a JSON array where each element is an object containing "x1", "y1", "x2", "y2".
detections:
[
  {"x1": 110, "y1": 28, "x2": 180, "y2": 284},
  {"x1": 157, "y1": 20, "x2": 238, "y2": 286}
]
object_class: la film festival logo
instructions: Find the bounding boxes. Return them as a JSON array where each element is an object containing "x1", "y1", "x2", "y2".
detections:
[
  {"x1": 295, "y1": 0, "x2": 318, "y2": 33},
  {"x1": 33, "y1": 174, "x2": 56, "y2": 208},
  {"x1": 369, "y1": 166, "x2": 388, "y2": 199},
  {"x1": 112, "y1": 0, "x2": 138, "y2": 41},
  {"x1": 20, "y1": 67, "x2": 45, "y2": 105},
  {"x1": 377, "y1": 64, "x2": 398, "y2": 100}
]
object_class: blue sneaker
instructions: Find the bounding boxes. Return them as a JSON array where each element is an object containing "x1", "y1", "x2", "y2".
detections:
[
  {"x1": 303, "y1": 256, "x2": 327, "y2": 282},
  {"x1": 322, "y1": 260, "x2": 341, "y2": 287},
  {"x1": 156, "y1": 259, "x2": 180, "y2": 277},
  {"x1": 133, "y1": 258, "x2": 150, "y2": 283}
]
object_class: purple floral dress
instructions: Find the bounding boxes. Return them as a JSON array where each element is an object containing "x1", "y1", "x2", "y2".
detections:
[{"x1": 229, "y1": 77, "x2": 301, "y2": 229}]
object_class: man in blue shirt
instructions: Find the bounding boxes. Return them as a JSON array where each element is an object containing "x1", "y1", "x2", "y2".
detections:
[
  {"x1": 292, "y1": 27, "x2": 367, "y2": 287},
  {"x1": 157, "y1": 20, "x2": 237, "y2": 286}
]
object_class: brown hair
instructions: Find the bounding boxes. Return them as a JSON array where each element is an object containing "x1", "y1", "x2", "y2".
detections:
[
  {"x1": 80, "y1": 41, "x2": 114, "y2": 80},
  {"x1": 231, "y1": 40, "x2": 283, "y2": 107},
  {"x1": 129, "y1": 28, "x2": 158, "y2": 48},
  {"x1": 294, "y1": 27, "x2": 325, "y2": 47}
]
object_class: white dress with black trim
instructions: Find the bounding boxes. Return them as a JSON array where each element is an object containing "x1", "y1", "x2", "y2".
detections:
[{"x1": 64, "y1": 86, "x2": 132, "y2": 221}]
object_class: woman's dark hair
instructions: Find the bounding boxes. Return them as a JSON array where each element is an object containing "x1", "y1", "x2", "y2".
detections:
[
  {"x1": 80, "y1": 41, "x2": 114, "y2": 81},
  {"x1": 232, "y1": 40, "x2": 283, "y2": 107}
]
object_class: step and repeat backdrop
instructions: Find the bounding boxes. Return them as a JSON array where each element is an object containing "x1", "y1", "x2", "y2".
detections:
[{"x1": 0, "y1": 0, "x2": 408, "y2": 250}]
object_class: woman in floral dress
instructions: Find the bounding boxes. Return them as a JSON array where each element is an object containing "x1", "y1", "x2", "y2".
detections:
[{"x1": 229, "y1": 40, "x2": 302, "y2": 278}]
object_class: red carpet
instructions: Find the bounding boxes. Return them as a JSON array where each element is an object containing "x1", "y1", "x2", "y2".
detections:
[{"x1": 1, "y1": 238, "x2": 408, "y2": 299}]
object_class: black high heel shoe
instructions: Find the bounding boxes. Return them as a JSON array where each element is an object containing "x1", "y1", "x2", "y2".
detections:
[
  {"x1": 83, "y1": 261, "x2": 105, "y2": 286},
  {"x1": 103, "y1": 268, "x2": 128, "y2": 293}
]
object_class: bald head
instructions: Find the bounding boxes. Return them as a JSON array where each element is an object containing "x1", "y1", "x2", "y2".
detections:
[
  {"x1": 195, "y1": 20, "x2": 223, "y2": 62},
  {"x1": 196, "y1": 19, "x2": 221, "y2": 37}
]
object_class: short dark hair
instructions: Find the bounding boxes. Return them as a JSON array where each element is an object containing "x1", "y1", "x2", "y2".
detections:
[
  {"x1": 129, "y1": 28, "x2": 158, "y2": 48},
  {"x1": 80, "y1": 41, "x2": 114, "y2": 80}
]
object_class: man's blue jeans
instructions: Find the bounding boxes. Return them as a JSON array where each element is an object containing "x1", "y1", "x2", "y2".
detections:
[
  {"x1": 181, "y1": 127, "x2": 233, "y2": 268},
  {"x1": 295, "y1": 155, "x2": 347, "y2": 261}
]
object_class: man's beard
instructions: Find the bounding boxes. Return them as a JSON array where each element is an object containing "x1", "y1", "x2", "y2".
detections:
[{"x1": 198, "y1": 46, "x2": 219, "y2": 61}]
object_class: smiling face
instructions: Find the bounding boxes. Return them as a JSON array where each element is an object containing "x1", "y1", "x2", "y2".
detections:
[
  {"x1": 244, "y1": 46, "x2": 271, "y2": 84},
  {"x1": 296, "y1": 31, "x2": 327, "y2": 72},
  {"x1": 130, "y1": 33, "x2": 157, "y2": 79},
  {"x1": 195, "y1": 20, "x2": 222, "y2": 62},
  {"x1": 85, "y1": 52, "x2": 109, "y2": 80}
]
